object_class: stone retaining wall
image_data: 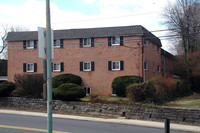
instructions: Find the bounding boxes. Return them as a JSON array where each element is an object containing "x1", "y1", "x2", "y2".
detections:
[{"x1": 0, "y1": 97, "x2": 200, "y2": 125}]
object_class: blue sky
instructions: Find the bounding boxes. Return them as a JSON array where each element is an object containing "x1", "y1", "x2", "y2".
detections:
[
  {"x1": 0, "y1": 0, "x2": 176, "y2": 52},
  {"x1": 0, "y1": 0, "x2": 169, "y2": 29},
  {"x1": 51, "y1": 0, "x2": 101, "y2": 15}
]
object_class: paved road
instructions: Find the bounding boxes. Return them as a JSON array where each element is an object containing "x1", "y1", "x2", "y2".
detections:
[{"x1": 0, "y1": 113, "x2": 191, "y2": 133}]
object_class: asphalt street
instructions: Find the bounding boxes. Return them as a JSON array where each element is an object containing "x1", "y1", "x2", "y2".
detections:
[{"x1": 0, "y1": 112, "x2": 192, "y2": 133}]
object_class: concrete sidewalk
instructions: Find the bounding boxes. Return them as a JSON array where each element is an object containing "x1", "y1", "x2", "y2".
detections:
[{"x1": 0, "y1": 109, "x2": 199, "y2": 133}]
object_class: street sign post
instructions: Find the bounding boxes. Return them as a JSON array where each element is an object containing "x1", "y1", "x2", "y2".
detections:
[{"x1": 38, "y1": 27, "x2": 54, "y2": 59}]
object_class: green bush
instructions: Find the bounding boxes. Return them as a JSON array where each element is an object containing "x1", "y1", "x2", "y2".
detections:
[
  {"x1": 14, "y1": 74, "x2": 43, "y2": 98},
  {"x1": 127, "y1": 81, "x2": 156, "y2": 103},
  {"x1": 0, "y1": 82, "x2": 15, "y2": 97},
  {"x1": 53, "y1": 83, "x2": 85, "y2": 101},
  {"x1": 89, "y1": 93, "x2": 99, "y2": 100},
  {"x1": 112, "y1": 76, "x2": 143, "y2": 97},
  {"x1": 52, "y1": 74, "x2": 82, "y2": 88}
]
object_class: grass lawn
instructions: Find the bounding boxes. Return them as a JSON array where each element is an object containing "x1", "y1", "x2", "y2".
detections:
[
  {"x1": 81, "y1": 96, "x2": 130, "y2": 104},
  {"x1": 165, "y1": 94, "x2": 200, "y2": 109},
  {"x1": 82, "y1": 94, "x2": 200, "y2": 108}
]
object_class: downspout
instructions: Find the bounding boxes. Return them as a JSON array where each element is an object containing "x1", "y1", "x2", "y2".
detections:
[{"x1": 142, "y1": 36, "x2": 145, "y2": 82}]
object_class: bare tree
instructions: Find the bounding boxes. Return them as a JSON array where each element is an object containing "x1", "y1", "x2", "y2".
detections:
[
  {"x1": 163, "y1": 0, "x2": 200, "y2": 54},
  {"x1": 0, "y1": 24, "x2": 29, "y2": 59},
  {"x1": 163, "y1": 0, "x2": 200, "y2": 89}
]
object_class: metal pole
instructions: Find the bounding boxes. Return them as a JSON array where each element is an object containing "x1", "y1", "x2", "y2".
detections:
[
  {"x1": 43, "y1": 59, "x2": 47, "y2": 100},
  {"x1": 165, "y1": 119, "x2": 170, "y2": 133},
  {"x1": 46, "y1": 0, "x2": 52, "y2": 133}
]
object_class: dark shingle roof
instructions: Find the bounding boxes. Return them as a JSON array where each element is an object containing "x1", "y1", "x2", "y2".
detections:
[
  {"x1": 161, "y1": 48, "x2": 174, "y2": 58},
  {"x1": 6, "y1": 25, "x2": 161, "y2": 46}
]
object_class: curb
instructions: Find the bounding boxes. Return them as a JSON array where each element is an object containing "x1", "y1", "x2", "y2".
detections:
[{"x1": 0, "y1": 109, "x2": 199, "y2": 133}]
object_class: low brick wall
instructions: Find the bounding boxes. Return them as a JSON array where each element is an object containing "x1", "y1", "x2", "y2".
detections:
[{"x1": 0, "y1": 97, "x2": 200, "y2": 125}]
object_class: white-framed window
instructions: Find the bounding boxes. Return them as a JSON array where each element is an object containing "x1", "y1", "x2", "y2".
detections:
[
  {"x1": 27, "y1": 63, "x2": 34, "y2": 72},
  {"x1": 80, "y1": 38, "x2": 94, "y2": 47},
  {"x1": 108, "y1": 36, "x2": 123, "y2": 46},
  {"x1": 54, "y1": 39, "x2": 63, "y2": 48},
  {"x1": 157, "y1": 65, "x2": 160, "y2": 72},
  {"x1": 53, "y1": 63, "x2": 61, "y2": 72},
  {"x1": 153, "y1": 64, "x2": 155, "y2": 72},
  {"x1": 83, "y1": 38, "x2": 91, "y2": 47},
  {"x1": 83, "y1": 62, "x2": 91, "y2": 71},
  {"x1": 111, "y1": 36, "x2": 120, "y2": 45},
  {"x1": 144, "y1": 61, "x2": 148, "y2": 70},
  {"x1": 108, "y1": 61, "x2": 124, "y2": 71},
  {"x1": 80, "y1": 62, "x2": 94, "y2": 72},
  {"x1": 26, "y1": 40, "x2": 34, "y2": 49},
  {"x1": 23, "y1": 63, "x2": 37, "y2": 72},
  {"x1": 83, "y1": 86, "x2": 91, "y2": 96},
  {"x1": 54, "y1": 40, "x2": 60, "y2": 48},
  {"x1": 23, "y1": 40, "x2": 37, "y2": 49},
  {"x1": 52, "y1": 62, "x2": 64, "y2": 72},
  {"x1": 112, "y1": 61, "x2": 120, "y2": 70},
  {"x1": 112, "y1": 88, "x2": 117, "y2": 96}
]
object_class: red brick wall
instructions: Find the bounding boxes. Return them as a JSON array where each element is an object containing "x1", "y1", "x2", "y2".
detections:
[
  {"x1": 143, "y1": 40, "x2": 162, "y2": 81},
  {"x1": 8, "y1": 36, "x2": 143, "y2": 96},
  {"x1": 161, "y1": 55, "x2": 174, "y2": 76}
]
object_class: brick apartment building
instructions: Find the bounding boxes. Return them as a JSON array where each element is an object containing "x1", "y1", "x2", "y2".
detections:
[{"x1": 6, "y1": 25, "x2": 173, "y2": 96}]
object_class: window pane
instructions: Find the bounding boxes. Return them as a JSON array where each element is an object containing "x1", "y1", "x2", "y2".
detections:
[
  {"x1": 115, "y1": 37, "x2": 120, "y2": 44},
  {"x1": 144, "y1": 62, "x2": 148, "y2": 70},
  {"x1": 27, "y1": 41, "x2": 34, "y2": 48},
  {"x1": 112, "y1": 37, "x2": 120, "y2": 44},
  {"x1": 84, "y1": 39, "x2": 87, "y2": 46},
  {"x1": 83, "y1": 62, "x2": 91, "y2": 71},
  {"x1": 27, "y1": 64, "x2": 33, "y2": 72},
  {"x1": 84, "y1": 87, "x2": 91, "y2": 95},
  {"x1": 112, "y1": 62, "x2": 120, "y2": 70},
  {"x1": 83, "y1": 38, "x2": 91, "y2": 46},
  {"x1": 84, "y1": 63, "x2": 88, "y2": 70},
  {"x1": 53, "y1": 63, "x2": 60, "y2": 71},
  {"x1": 54, "y1": 40, "x2": 60, "y2": 47},
  {"x1": 27, "y1": 41, "x2": 30, "y2": 47},
  {"x1": 30, "y1": 41, "x2": 34, "y2": 47}
]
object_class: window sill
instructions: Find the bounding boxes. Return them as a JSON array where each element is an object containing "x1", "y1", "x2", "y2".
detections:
[
  {"x1": 112, "y1": 44, "x2": 120, "y2": 46},
  {"x1": 54, "y1": 46, "x2": 61, "y2": 48},
  {"x1": 53, "y1": 70, "x2": 61, "y2": 72},
  {"x1": 25, "y1": 48, "x2": 34, "y2": 49},
  {"x1": 83, "y1": 70, "x2": 92, "y2": 72},
  {"x1": 111, "y1": 69, "x2": 120, "y2": 71},
  {"x1": 83, "y1": 45, "x2": 91, "y2": 47},
  {"x1": 111, "y1": 94, "x2": 117, "y2": 97}
]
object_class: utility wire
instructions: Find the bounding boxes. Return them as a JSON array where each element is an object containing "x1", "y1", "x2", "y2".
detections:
[{"x1": 10, "y1": 10, "x2": 162, "y2": 27}]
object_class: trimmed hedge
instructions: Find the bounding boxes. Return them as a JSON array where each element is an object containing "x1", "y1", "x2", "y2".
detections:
[
  {"x1": 112, "y1": 76, "x2": 143, "y2": 97},
  {"x1": 14, "y1": 74, "x2": 43, "y2": 98},
  {"x1": 53, "y1": 83, "x2": 85, "y2": 101},
  {"x1": 52, "y1": 74, "x2": 82, "y2": 88},
  {"x1": 0, "y1": 82, "x2": 15, "y2": 97}
]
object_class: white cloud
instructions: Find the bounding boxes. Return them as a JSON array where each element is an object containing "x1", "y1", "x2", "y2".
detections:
[
  {"x1": 0, "y1": 0, "x2": 176, "y2": 51},
  {"x1": 83, "y1": 0, "x2": 96, "y2": 4}
]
